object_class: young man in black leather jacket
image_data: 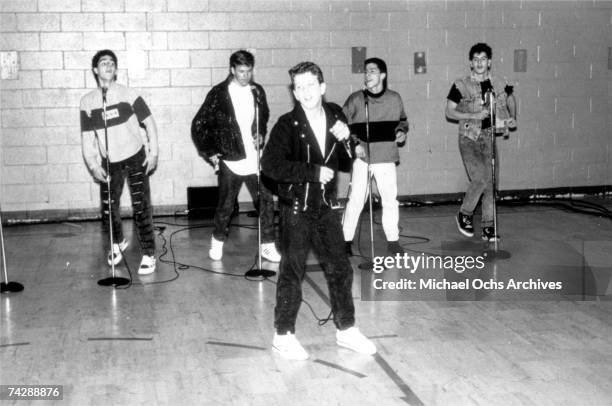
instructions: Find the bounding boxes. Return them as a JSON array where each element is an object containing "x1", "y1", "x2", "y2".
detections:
[
  {"x1": 262, "y1": 61, "x2": 376, "y2": 360},
  {"x1": 192, "y1": 50, "x2": 280, "y2": 262}
]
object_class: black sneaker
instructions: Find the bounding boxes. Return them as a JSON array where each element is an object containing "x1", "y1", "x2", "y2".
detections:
[
  {"x1": 345, "y1": 242, "x2": 353, "y2": 257},
  {"x1": 456, "y1": 212, "x2": 474, "y2": 237},
  {"x1": 481, "y1": 227, "x2": 500, "y2": 242},
  {"x1": 387, "y1": 241, "x2": 404, "y2": 255}
]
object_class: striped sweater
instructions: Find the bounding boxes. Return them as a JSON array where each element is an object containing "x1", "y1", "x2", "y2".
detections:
[
  {"x1": 342, "y1": 88, "x2": 408, "y2": 164},
  {"x1": 80, "y1": 82, "x2": 151, "y2": 167}
]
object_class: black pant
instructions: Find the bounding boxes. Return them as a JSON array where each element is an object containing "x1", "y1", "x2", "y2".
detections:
[
  {"x1": 100, "y1": 148, "x2": 155, "y2": 256},
  {"x1": 275, "y1": 204, "x2": 355, "y2": 334},
  {"x1": 213, "y1": 161, "x2": 275, "y2": 243}
]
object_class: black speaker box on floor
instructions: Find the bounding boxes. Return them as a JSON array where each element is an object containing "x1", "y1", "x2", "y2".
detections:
[
  {"x1": 187, "y1": 186, "x2": 239, "y2": 219},
  {"x1": 187, "y1": 186, "x2": 218, "y2": 219}
]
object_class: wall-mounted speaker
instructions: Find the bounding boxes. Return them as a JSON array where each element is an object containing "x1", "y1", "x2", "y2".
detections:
[
  {"x1": 514, "y1": 49, "x2": 527, "y2": 72},
  {"x1": 352, "y1": 47, "x2": 366, "y2": 74}
]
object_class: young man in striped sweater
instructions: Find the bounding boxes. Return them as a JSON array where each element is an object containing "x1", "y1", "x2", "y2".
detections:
[
  {"x1": 80, "y1": 50, "x2": 159, "y2": 275},
  {"x1": 342, "y1": 58, "x2": 409, "y2": 256}
]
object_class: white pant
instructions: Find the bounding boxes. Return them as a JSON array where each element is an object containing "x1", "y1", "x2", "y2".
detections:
[{"x1": 342, "y1": 159, "x2": 399, "y2": 242}]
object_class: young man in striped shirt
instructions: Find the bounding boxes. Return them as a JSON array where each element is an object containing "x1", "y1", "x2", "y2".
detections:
[{"x1": 80, "y1": 49, "x2": 159, "y2": 275}]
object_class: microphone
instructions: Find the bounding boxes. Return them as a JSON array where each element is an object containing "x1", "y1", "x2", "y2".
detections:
[
  {"x1": 342, "y1": 138, "x2": 352, "y2": 159},
  {"x1": 101, "y1": 86, "x2": 108, "y2": 103},
  {"x1": 342, "y1": 140, "x2": 353, "y2": 159},
  {"x1": 330, "y1": 120, "x2": 353, "y2": 159},
  {"x1": 250, "y1": 85, "x2": 261, "y2": 104},
  {"x1": 333, "y1": 131, "x2": 353, "y2": 159}
]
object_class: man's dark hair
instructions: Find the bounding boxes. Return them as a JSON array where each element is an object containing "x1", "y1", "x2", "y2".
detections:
[
  {"x1": 288, "y1": 61, "x2": 324, "y2": 89},
  {"x1": 230, "y1": 50, "x2": 255, "y2": 69},
  {"x1": 364, "y1": 57, "x2": 388, "y2": 91},
  {"x1": 91, "y1": 49, "x2": 118, "y2": 83},
  {"x1": 469, "y1": 43, "x2": 492, "y2": 60},
  {"x1": 92, "y1": 49, "x2": 117, "y2": 69}
]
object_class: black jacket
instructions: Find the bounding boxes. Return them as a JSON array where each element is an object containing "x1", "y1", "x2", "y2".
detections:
[
  {"x1": 191, "y1": 76, "x2": 269, "y2": 161},
  {"x1": 261, "y1": 102, "x2": 351, "y2": 211}
]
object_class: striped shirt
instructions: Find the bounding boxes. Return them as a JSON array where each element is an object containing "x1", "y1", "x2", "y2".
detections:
[
  {"x1": 80, "y1": 82, "x2": 151, "y2": 165},
  {"x1": 342, "y1": 88, "x2": 408, "y2": 164}
]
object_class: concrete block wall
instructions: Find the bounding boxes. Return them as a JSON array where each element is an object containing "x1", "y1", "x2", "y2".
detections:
[{"x1": 1, "y1": 0, "x2": 611, "y2": 219}]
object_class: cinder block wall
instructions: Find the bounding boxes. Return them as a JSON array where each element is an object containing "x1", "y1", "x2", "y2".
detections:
[{"x1": 1, "y1": 0, "x2": 611, "y2": 219}]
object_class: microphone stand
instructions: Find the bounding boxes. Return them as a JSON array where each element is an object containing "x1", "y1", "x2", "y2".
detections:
[
  {"x1": 97, "y1": 86, "x2": 130, "y2": 287},
  {"x1": 358, "y1": 92, "x2": 376, "y2": 270},
  {"x1": 0, "y1": 206, "x2": 24, "y2": 293},
  {"x1": 245, "y1": 88, "x2": 276, "y2": 278},
  {"x1": 483, "y1": 89, "x2": 510, "y2": 260}
]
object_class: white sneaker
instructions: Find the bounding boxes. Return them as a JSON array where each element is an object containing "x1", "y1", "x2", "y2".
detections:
[
  {"x1": 336, "y1": 327, "x2": 377, "y2": 355},
  {"x1": 261, "y1": 242, "x2": 281, "y2": 262},
  {"x1": 107, "y1": 238, "x2": 128, "y2": 266},
  {"x1": 138, "y1": 255, "x2": 156, "y2": 275},
  {"x1": 209, "y1": 236, "x2": 223, "y2": 261},
  {"x1": 272, "y1": 332, "x2": 309, "y2": 360}
]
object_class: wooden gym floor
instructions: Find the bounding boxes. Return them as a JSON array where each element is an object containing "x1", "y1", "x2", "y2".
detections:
[{"x1": 1, "y1": 200, "x2": 612, "y2": 405}]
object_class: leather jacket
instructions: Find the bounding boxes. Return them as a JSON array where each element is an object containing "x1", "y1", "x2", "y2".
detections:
[
  {"x1": 191, "y1": 76, "x2": 269, "y2": 161},
  {"x1": 261, "y1": 102, "x2": 352, "y2": 212}
]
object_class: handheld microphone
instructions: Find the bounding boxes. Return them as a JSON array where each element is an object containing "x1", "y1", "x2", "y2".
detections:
[
  {"x1": 250, "y1": 85, "x2": 261, "y2": 104},
  {"x1": 341, "y1": 138, "x2": 352, "y2": 159},
  {"x1": 334, "y1": 130, "x2": 353, "y2": 159},
  {"x1": 330, "y1": 120, "x2": 353, "y2": 159}
]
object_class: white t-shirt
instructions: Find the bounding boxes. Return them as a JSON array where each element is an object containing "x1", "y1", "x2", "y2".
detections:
[
  {"x1": 308, "y1": 109, "x2": 327, "y2": 158},
  {"x1": 224, "y1": 81, "x2": 258, "y2": 176}
]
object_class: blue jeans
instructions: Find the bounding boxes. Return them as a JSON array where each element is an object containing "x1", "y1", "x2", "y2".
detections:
[
  {"x1": 458, "y1": 134, "x2": 495, "y2": 228},
  {"x1": 100, "y1": 148, "x2": 155, "y2": 256},
  {"x1": 275, "y1": 205, "x2": 355, "y2": 334},
  {"x1": 213, "y1": 160, "x2": 275, "y2": 243}
]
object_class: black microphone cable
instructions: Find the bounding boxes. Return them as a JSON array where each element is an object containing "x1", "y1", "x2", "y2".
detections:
[{"x1": 151, "y1": 216, "x2": 335, "y2": 325}]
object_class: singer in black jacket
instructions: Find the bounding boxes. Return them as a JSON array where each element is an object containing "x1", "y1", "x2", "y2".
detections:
[
  {"x1": 191, "y1": 50, "x2": 280, "y2": 262},
  {"x1": 261, "y1": 61, "x2": 376, "y2": 361},
  {"x1": 191, "y1": 74, "x2": 268, "y2": 162}
]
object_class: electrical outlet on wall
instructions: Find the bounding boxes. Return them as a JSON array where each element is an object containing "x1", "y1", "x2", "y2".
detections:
[
  {"x1": 1, "y1": 51, "x2": 19, "y2": 80},
  {"x1": 414, "y1": 52, "x2": 426, "y2": 74}
]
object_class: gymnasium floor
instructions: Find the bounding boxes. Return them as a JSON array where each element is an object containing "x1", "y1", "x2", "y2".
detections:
[{"x1": 1, "y1": 200, "x2": 611, "y2": 405}]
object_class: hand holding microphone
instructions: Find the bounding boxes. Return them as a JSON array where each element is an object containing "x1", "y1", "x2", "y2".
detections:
[
  {"x1": 472, "y1": 96, "x2": 490, "y2": 120},
  {"x1": 91, "y1": 165, "x2": 108, "y2": 183},
  {"x1": 330, "y1": 120, "x2": 352, "y2": 158},
  {"x1": 330, "y1": 120, "x2": 349, "y2": 141},
  {"x1": 210, "y1": 154, "x2": 220, "y2": 173},
  {"x1": 472, "y1": 110, "x2": 490, "y2": 120}
]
